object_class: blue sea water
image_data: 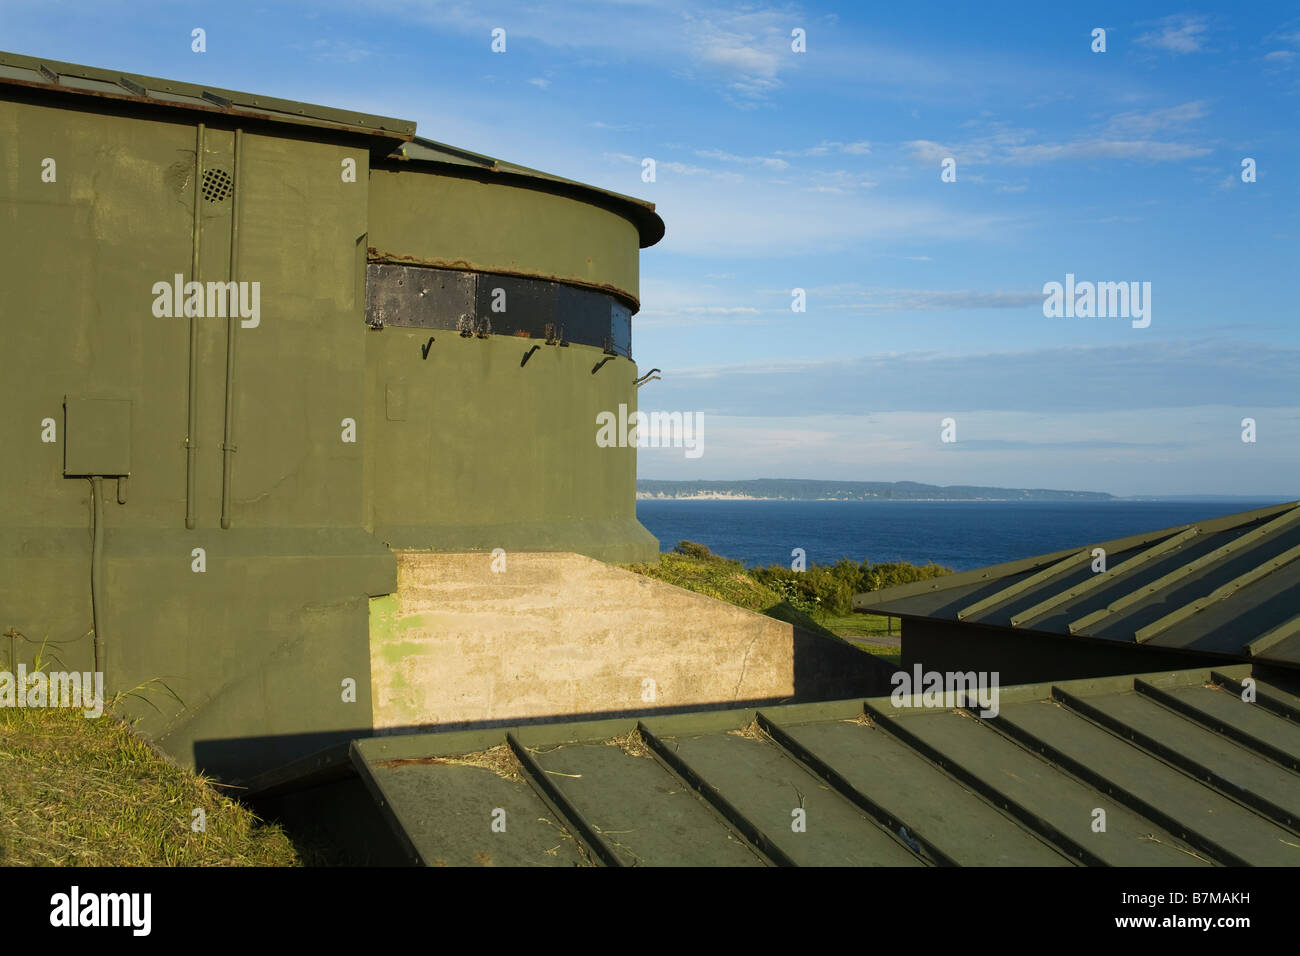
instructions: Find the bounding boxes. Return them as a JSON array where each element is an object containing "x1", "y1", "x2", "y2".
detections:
[{"x1": 635, "y1": 498, "x2": 1292, "y2": 572}]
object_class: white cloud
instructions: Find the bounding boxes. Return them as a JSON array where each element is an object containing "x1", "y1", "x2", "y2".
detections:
[
  {"x1": 776, "y1": 140, "x2": 872, "y2": 157},
  {"x1": 1004, "y1": 139, "x2": 1210, "y2": 163},
  {"x1": 904, "y1": 104, "x2": 1211, "y2": 169},
  {"x1": 297, "y1": 39, "x2": 376, "y2": 63},
  {"x1": 695, "y1": 148, "x2": 789, "y2": 170},
  {"x1": 685, "y1": 9, "x2": 795, "y2": 103},
  {"x1": 812, "y1": 287, "x2": 1043, "y2": 312},
  {"x1": 1106, "y1": 101, "x2": 1207, "y2": 134},
  {"x1": 636, "y1": 408, "x2": 1300, "y2": 497},
  {"x1": 644, "y1": 178, "x2": 1016, "y2": 255},
  {"x1": 1137, "y1": 15, "x2": 1210, "y2": 54}
]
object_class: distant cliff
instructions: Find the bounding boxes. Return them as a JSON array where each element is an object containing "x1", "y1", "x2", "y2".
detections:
[{"x1": 636, "y1": 479, "x2": 1114, "y2": 501}]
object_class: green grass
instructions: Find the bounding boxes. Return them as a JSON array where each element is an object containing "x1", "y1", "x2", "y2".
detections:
[
  {"x1": 625, "y1": 551, "x2": 900, "y2": 661},
  {"x1": 0, "y1": 705, "x2": 302, "y2": 866},
  {"x1": 841, "y1": 642, "x2": 902, "y2": 667},
  {"x1": 625, "y1": 551, "x2": 843, "y2": 639},
  {"x1": 815, "y1": 612, "x2": 900, "y2": 638}
]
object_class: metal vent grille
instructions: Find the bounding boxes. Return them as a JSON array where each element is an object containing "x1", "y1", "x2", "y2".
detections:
[{"x1": 200, "y1": 167, "x2": 233, "y2": 202}]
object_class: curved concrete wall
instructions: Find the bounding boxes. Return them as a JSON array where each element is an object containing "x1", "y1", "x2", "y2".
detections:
[
  {"x1": 364, "y1": 331, "x2": 654, "y2": 562},
  {"x1": 367, "y1": 168, "x2": 641, "y2": 307},
  {"x1": 0, "y1": 85, "x2": 659, "y2": 779}
]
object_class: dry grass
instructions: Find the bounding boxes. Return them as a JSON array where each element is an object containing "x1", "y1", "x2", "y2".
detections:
[
  {"x1": 727, "y1": 718, "x2": 773, "y2": 743},
  {"x1": 0, "y1": 706, "x2": 301, "y2": 866},
  {"x1": 378, "y1": 744, "x2": 524, "y2": 781},
  {"x1": 605, "y1": 728, "x2": 652, "y2": 759},
  {"x1": 438, "y1": 744, "x2": 522, "y2": 780}
]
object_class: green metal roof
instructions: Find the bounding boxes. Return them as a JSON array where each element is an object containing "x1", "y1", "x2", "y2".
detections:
[
  {"x1": 256, "y1": 664, "x2": 1300, "y2": 866},
  {"x1": 855, "y1": 500, "x2": 1300, "y2": 669},
  {"x1": 0, "y1": 49, "x2": 415, "y2": 145}
]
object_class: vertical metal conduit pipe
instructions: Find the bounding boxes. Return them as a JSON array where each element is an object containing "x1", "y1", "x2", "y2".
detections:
[
  {"x1": 220, "y1": 128, "x2": 242, "y2": 529},
  {"x1": 185, "y1": 123, "x2": 205, "y2": 529},
  {"x1": 90, "y1": 476, "x2": 105, "y2": 678}
]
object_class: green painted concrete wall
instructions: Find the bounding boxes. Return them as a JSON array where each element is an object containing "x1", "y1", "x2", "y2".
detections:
[
  {"x1": 0, "y1": 90, "x2": 658, "y2": 779},
  {"x1": 363, "y1": 331, "x2": 654, "y2": 562},
  {"x1": 367, "y1": 168, "x2": 641, "y2": 306}
]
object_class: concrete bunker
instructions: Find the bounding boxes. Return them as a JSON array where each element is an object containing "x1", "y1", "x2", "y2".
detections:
[{"x1": 0, "y1": 50, "x2": 888, "y2": 787}]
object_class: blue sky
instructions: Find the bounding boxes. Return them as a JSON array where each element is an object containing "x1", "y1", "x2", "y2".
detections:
[{"x1": 6, "y1": 1, "x2": 1299, "y2": 495}]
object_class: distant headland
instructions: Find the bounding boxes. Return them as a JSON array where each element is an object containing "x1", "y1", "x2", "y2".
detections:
[{"x1": 636, "y1": 479, "x2": 1114, "y2": 501}]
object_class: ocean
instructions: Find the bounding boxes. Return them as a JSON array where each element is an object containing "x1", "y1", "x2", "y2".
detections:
[{"x1": 635, "y1": 498, "x2": 1292, "y2": 572}]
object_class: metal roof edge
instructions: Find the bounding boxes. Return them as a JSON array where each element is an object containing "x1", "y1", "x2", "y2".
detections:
[
  {"x1": 381, "y1": 136, "x2": 666, "y2": 249},
  {"x1": 0, "y1": 49, "x2": 416, "y2": 141}
]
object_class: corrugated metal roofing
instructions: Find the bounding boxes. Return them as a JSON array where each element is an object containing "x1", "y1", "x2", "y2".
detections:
[
  {"x1": 0, "y1": 49, "x2": 415, "y2": 144},
  {"x1": 854, "y1": 500, "x2": 1300, "y2": 668},
  {"x1": 308, "y1": 664, "x2": 1300, "y2": 866}
]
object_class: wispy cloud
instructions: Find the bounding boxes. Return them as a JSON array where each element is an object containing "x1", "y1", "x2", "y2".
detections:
[
  {"x1": 298, "y1": 39, "x2": 377, "y2": 63},
  {"x1": 776, "y1": 141, "x2": 873, "y2": 157},
  {"x1": 695, "y1": 148, "x2": 789, "y2": 170},
  {"x1": 905, "y1": 102, "x2": 1211, "y2": 168},
  {"x1": 635, "y1": 409, "x2": 1300, "y2": 497},
  {"x1": 1106, "y1": 101, "x2": 1207, "y2": 134},
  {"x1": 651, "y1": 341, "x2": 1300, "y2": 416},
  {"x1": 1137, "y1": 14, "x2": 1210, "y2": 54},
  {"x1": 1003, "y1": 139, "x2": 1210, "y2": 163},
  {"x1": 811, "y1": 286, "x2": 1042, "y2": 313},
  {"x1": 685, "y1": 9, "x2": 796, "y2": 105}
]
